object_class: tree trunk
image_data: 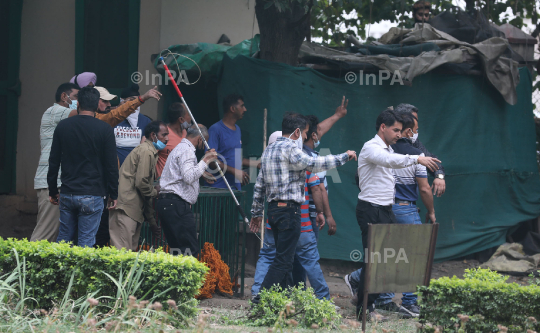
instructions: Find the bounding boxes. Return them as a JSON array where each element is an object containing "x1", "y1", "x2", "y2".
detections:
[{"x1": 255, "y1": 0, "x2": 313, "y2": 66}]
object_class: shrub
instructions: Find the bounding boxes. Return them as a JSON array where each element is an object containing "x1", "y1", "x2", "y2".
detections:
[
  {"x1": 247, "y1": 284, "x2": 340, "y2": 329},
  {"x1": 0, "y1": 249, "x2": 199, "y2": 332},
  {"x1": 418, "y1": 268, "x2": 540, "y2": 332},
  {"x1": 0, "y1": 238, "x2": 208, "y2": 309}
]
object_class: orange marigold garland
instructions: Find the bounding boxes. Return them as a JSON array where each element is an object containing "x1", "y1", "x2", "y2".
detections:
[{"x1": 196, "y1": 242, "x2": 234, "y2": 299}]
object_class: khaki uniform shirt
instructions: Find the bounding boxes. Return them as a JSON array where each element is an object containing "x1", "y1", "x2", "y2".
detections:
[{"x1": 116, "y1": 140, "x2": 158, "y2": 225}]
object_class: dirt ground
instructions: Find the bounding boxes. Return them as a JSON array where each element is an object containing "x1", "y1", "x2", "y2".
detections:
[{"x1": 199, "y1": 258, "x2": 532, "y2": 315}]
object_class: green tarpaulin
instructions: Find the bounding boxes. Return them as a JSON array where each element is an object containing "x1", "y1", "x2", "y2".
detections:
[
  {"x1": 154, "y1": 36, "x2": 260, "y2": 81},
  {"x1": 217, "y1": 54, "x2": 540, "y2": 262}
]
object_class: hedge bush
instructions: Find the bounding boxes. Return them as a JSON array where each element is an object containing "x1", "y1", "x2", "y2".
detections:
[
  {"x1": 247, "y1": 284, "x2": 340, "y2": 329},
  {"x1": 418, "y1": 268, "x2": 540, "y2": 332},
  {"x1": 0, "y1": 238, "x2": 208, "y2": 309}
]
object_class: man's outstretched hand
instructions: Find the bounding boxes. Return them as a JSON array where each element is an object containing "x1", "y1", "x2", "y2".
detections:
[
  {"x1": 418, "y1": 156, "x2": 442, "y2": 172},
  {"x1": 346, "y1": 150, "x2": 357, "y2": 161},
  {"x1": 335, "y1": 96, "x2": 349, "y2": 118},
  {"x1": 140, "y1": 86, "x2": 162, "y2": 102}
]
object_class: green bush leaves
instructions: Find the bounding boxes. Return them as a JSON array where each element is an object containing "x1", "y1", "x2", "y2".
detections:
[
  {"x1": 418, "y1": 268, "x2": 540, "y2": 332},
  {"x1": 247, "y1": 284, "x2": 340, "y2": 329},
  {"x1": 0, "y1": 238, "x2": 208, "y2": 309}
]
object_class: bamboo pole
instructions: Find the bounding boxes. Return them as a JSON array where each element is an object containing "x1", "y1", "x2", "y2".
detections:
[{"x1": 260, "y1": 108, "x2": 268, "y2": 248}]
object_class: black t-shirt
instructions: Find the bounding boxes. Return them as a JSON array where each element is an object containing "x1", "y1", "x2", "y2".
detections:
[{"x1": 47, "y1": 115, "x2": 118, "y2": 199}]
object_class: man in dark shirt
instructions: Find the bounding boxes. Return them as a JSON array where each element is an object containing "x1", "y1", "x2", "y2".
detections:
[
  {"x1": 47, "y1": 86, "x2": 119, "y2": 247},
  {"x1": 395, "y1": 103, "x2": 446, "y2": 197}
]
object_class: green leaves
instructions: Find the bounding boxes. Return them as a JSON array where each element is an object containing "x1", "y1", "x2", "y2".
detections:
[
  {"x1": 310, "y1": 0, "x2": 537, "y2": 46},
  {"x1": 418, "y1": 268, "x2": 540, "y2": 332},
  {"x1": 248, "y1": 284, "x2": 340, "y2": 328},
  {"x1": 0, "y1": 238, "x2": 208, "y2": 310}
]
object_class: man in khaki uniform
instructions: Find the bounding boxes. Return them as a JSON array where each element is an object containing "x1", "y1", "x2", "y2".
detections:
[{"x1": 109, "y1": 121, "x2": 168, "y2": 250}]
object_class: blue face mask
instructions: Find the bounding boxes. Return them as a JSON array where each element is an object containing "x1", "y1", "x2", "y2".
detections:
[
  {"x1": 152, "y1": 138, "x2": 166, "y2": 150},
  {"x1": 67, "y1": 97, "x2": 78, "y2": 110},
  {"x1": 314, "y1": 133, "x2": 320, "y2": 148}
]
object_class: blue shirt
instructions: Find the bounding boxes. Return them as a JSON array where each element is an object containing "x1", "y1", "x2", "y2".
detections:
[
  {"x1": 205, "y1": 120, "x2": 242, "y2": 190},
  {"x1": 391, "y1": 138, "x2": 427, "y2": 202},
  {"x1": 114, "y1": 114, "x2": 152, "y2": 166}
]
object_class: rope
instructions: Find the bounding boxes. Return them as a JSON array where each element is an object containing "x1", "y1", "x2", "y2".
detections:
[{"x1": 159, "y1": 48, "x2": 202, "y2": 85}]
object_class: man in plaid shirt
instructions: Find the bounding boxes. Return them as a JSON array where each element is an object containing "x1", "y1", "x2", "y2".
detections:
[{"x1": 250, "y1": 113, "x2": 357, "y2": 302}]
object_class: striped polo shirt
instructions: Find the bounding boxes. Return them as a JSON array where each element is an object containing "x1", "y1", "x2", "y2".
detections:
[{"x1": 391, "y1": 138, "x2": 427, "y2": 202}]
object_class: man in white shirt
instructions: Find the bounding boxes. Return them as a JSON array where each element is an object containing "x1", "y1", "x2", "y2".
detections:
[
  {"x1": 344, "y1": 108, "x2": 440, "y2": 321},
  {"x1": 157, "y1": 124, "x2": 217, "y2": 257}
]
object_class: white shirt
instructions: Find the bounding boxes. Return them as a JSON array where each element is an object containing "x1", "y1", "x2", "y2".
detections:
[
  {"x1": 160, "y1": 138, "x2": 208, "y2": 204},
  {"x1": 357, "y1": 134, "x2": 420, "y2": 206}
]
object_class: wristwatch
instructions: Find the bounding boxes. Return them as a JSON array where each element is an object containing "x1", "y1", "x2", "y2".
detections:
[{"x1": 437, "y1": 174, "x2": 445, "y2": 180}]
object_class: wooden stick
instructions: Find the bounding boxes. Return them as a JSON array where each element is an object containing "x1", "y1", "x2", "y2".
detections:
[{"x1": 261, "y1": 108, "x2": 268, "y2": 248}]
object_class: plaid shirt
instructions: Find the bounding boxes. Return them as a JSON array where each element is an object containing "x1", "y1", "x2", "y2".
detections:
[{"x1": 251, "y1": 137, "x2": 349, "y2": 217}]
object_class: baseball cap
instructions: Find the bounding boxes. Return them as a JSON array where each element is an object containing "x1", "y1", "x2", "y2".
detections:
[
  {"x1": 94, "y1": 86, "x2": 118, "y2": 101},
  {"x1": 268, "y1": 131, "x2": 282, "y2": 146}
]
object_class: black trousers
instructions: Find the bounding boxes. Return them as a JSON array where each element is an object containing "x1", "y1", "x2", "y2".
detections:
[
  {"x1": 260, "y1": 201, "x2": 301, "y2": 293},
  {"x1": 157, "y1": 196, "x2": 199, "y2": 257},
  {"x1": 355, "y1": 199, "x2": 396, "y2": 316}
]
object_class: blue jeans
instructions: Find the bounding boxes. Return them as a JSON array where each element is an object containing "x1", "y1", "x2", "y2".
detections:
[
  {"x1": 391, "y1": 203, "x2": 421, "y2": 305},
  {"x1": 57, "y1": 194, "x2": 104, "y2": 247},
  {"x1": 293, "y1": 217, "x2": 319, "y2": 287},
  {"x1": 259, "y1": 202, "x2": 302, "y2": 293},
  {"x1": 252, "y1": 230, "x2": 330, "y2": 300},
  {"x1": 350, "y1": 203, "x2": 421, "y2": 306},
  {"x1": 349, "y1": 268, "x2": 393, "y2": 306}
]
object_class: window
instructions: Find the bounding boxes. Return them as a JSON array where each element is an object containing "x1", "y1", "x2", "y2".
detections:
[{"x1": 75, "y1": 0, "x2": 140, "y2": 96}]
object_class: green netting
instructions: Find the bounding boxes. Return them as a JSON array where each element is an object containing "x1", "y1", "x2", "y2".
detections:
[{"x1": 216, "y1": 54, "x2": 540, "y2": 262}]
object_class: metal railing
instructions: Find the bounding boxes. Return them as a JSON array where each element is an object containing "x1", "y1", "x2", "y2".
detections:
[{"x1": 138, "y1": 187, "x2": 246, "y2": 296}]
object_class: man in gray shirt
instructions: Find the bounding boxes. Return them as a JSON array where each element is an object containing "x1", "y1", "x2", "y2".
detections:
[
  {"x1": 32, "y1": 83, "x2": 79, "y2": 242},
  {"x1": 157, "y1": 125, "x2": 217, "y2": 257}
]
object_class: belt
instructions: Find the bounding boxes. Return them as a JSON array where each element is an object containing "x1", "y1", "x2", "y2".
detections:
[
  {"x1": 269, "y1": 200, "x2": 299, "y2": 208},
  {"x1": 360, "y1": 199, "x2": 392, "y2": 210},
  {"x1": 395, "y1": 199, "x2": 416, "y2": 205},
  {"x1": 159, "y1": 193, "x2": 186, "y2": 202}
]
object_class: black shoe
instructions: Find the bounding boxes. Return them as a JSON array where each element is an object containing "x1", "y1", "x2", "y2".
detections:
[
  {"x1": 344, "y1": 274, "x2": 357, "y2": 296},
  {"x1": 399, "y1": 303, "x2": 420, "y2": 318},
  {"x1": 251, "y1": 294, "x2": 260, "y2": 306},
  {"x1": 374, "y1": 301, "x2": 401, "y2": 313},
  {"x1": 344, "y1": 274, "x2": 358, "y2": 305}
]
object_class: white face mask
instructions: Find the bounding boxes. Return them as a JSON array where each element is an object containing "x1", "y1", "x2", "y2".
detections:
[
  {"x1": 127, "y1": 106, "x2": 140, "y2": 128},
  {"x1": 412, "y1": 131, "x2": 418, "y2": 143},
  {"x1": 288, "y1": 128, "x2": 303, "y2": 149}
]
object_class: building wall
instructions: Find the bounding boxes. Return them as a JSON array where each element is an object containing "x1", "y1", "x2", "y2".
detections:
[
  {"x1": 16, "y1": 0, "x2": 76, "y2": 199},
  {"x1": 15, "y1": 0, "x2": 259, "y2": 198},
  {"x1": 138, "y1": 0, "x2": 162, "y2": 121},
  {"x1": 159, "y1": 0, "x2": 259, "y2": 48}
]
